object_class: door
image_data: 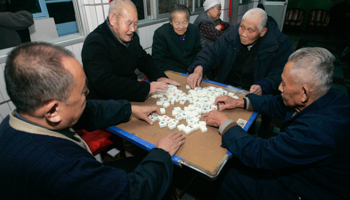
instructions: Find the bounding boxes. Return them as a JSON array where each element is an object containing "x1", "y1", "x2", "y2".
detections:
[{"x1": 262, "y1": 0, "x2": 288, "y2": 31}]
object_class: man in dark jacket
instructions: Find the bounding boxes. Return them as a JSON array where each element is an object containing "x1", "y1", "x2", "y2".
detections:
[
  {"x1": 82, "y1": 0, "x2": 180, "y2": 102},
  {"x1": 187, "y1": 7, "x2": 292, "y2": 95},
  {"x1": 0, "y1": 42, "x2": 185, "y2": 199},
  {"x1": 203, "y1": 47, "x2": 350, "y2": 199}
]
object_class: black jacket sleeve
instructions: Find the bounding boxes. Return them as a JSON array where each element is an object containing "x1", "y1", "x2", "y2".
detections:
[{"x1": 73, "y1": 100, "x2": 131, "y2": 131}]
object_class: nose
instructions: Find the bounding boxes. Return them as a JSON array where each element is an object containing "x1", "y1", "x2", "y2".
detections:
[
  {"x1": 130, "y1": 24, "x2": 137, "y2": 32},
  {"x1": 278, "y1": 82, "x2": 283, "y2": 93}
]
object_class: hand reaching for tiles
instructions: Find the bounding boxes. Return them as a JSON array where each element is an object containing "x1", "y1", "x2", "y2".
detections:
[
  {"x1": 157, "y1": 132, "x2": 185, "y2": 156},
  {"x1": 157, "y1": 77, "x2": 181, "y2": 87},
  {"x1": 203, "y1": 110, "x2": 229, "y2": 127},
  {"x1": 187, "y1": 65, "x2": 203, "y2": 88},
  {"x1": 215, "y1": 96, "x2": 244, "y2": 111},
  {"x1": 131, "y1": 105, "x2": 160, "y2": 125},
  {"x1": 149, "y1": 81, "x2": 169, "y2": 94}
]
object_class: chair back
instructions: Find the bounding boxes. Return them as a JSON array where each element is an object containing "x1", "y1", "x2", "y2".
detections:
[
  {"x1": 284, "y1": 8, "x2": 305, "y2": 26},
  {"x1": 308, "y1": 9, "x2": 330, "y2": 27}
]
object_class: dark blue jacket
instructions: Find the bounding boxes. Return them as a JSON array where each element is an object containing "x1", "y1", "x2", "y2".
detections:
[
  {"x1": 222, "y1": 88, "x2": 350, "y2": 199},
  {"x1": 0, "y1": 100, "x2": 173, "y2": 200},
  {"x1": 189, "y1": 17, "x2": 292, "y2": 94}
]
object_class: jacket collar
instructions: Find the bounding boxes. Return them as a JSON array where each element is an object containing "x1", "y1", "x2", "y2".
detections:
[{"x1": 9, "y1": 111, "x2": 92, "y2": 154}]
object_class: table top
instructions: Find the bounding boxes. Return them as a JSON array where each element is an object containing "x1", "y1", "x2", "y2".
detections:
[{"x1": 107, "y1": 71, "x2": 257, "y2": 178}]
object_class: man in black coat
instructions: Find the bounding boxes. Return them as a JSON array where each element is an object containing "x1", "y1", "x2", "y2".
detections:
[{"x1": 82, "y1": 0, "x2": 180, "y2": 102}]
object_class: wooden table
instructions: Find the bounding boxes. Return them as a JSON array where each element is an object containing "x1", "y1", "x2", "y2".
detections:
[{"x1": 107, "y1": 71, "x2": 257, "y2": 178}]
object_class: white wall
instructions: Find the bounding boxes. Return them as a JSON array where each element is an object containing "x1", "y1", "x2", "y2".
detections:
[{"x1": 0, "y1": 0, "x2": 256, "y2": 123}]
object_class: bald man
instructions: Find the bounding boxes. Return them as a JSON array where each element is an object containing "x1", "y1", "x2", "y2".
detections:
[
  {"x1": 188, "y1": 8, "x2": 292, "y2": 96},
  {"x1": 82, "y1": 0, "x2": 180, "y2": 102}
]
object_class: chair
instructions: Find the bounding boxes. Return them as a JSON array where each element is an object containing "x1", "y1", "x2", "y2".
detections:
[
  {"x1": 284, "y1": 8, "x2": 305, "y2": 27},
  {"x1": 307, "y1": 9, "x2": 330, "y2": 32},
  {"x1": 77, "y1": 129, "x2": 125, "y2": 158}
]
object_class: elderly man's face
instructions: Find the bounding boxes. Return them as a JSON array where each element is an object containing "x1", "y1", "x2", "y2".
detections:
[
  {"x1": 239, "y1": 15, "x2": 266, "y2": 45},
  {"x1": 278, "y1": 62, "x2": 304, "y2": 108},
  {"x1": 171, "y1": 11, "x2": 189, "y2": 36},
  {"x1": 56, "y1": 57, "x2": 89, "y2": 129},
  {"x1": 109, "y1": 5, "x2": 138, "y2": 43}
]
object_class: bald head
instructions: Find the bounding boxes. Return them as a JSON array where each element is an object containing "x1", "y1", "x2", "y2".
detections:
[
  {"x1": 109, "y1": 0, "x2": 136, "y2": 18},
  {"x1": 5, "y1": 42, "x2": 76, "y2": 114},
  {"x1": 242, "y1": 8, "x2": 267, "y2": 32}
]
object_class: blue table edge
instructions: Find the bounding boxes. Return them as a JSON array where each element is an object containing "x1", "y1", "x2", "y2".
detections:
[{"x1": 107, "y1": 74, "x2": 258, "y2": 177}]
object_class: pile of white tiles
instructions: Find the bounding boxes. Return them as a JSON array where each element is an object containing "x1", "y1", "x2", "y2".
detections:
[{"x1": 148, "y1": 85, "x2": 240, "y2": 135}]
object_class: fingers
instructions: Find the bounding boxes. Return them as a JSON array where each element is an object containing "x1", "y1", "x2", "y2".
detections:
[{"x1": 168, "y1": 79, "x2": 181, "y2": 87}]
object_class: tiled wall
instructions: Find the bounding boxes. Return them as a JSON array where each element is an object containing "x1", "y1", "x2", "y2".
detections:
[{"x1": 0, "y1": 0, "x2": 256, "y2": 123}]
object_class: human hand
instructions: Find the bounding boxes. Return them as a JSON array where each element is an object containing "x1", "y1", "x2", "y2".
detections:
[
  {"x1": 187, "y1": 66, "x2": 203, "y2": 88},
  {"x1": 215, "y1": 96, "x2": 245, "y2": 111},
  {"x1": 157, "y1": 132, "x2": 186, "y2": 156},
  {"x1": 131, "y1": 105, "x2": 160, "y2": 125},
  {"x1": 215, "y1": 24, "x2": 222, "y2": 30},
  {"x1": 157, "y1": 77, "x2": 181, "y2": 87},
  {"x1": 249, "y1": 84, "x2": 262, "y2": 95},
  {"x1": 203, "y1": 110, "x2": 229, "y2": 127},
  {"x1": 149, "y1": 81, "x2": 169, "y2": 94}
]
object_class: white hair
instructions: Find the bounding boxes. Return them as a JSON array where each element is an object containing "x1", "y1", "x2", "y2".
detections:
[
  {"x1": 242, "y1": 8, "x2": 267, "y2": 32},
  {"x1": 288, "y1": 47, "x2": 335, "y2": 98}
]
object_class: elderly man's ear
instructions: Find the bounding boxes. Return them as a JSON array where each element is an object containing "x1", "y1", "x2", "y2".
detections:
[
  {"x1": 301, "y1": 84, "x2": 312, "y2": 103},
  {"x1": 260, "y1": 27, "x2": 267, "y2": 37},
  {"x1": 44, "y1": 101, "x2": 62, "y2": 123}
]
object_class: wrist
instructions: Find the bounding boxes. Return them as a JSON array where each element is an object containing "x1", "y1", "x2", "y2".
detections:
[{"x1": 194, "y1": 66, "x2": 203, "y2": 74}]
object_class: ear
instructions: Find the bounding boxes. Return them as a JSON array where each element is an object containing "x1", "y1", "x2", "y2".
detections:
[
  {"x1": 301, "y1": 84, "x2": 311, "y2": 104},
  {"x1": 109, "y1": 13, "x2": 116, "y2": 25},
  {"x1": 44, "y1": 100, "x2": 62, "y2": 124},
  {"x1": 260, "y1": 27, "x2": 267, "y2": 37}
]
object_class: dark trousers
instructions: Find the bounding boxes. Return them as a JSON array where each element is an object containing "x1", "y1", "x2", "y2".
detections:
[{"x1": 216, "y1": 166, "x2": 299, "y2": 200}]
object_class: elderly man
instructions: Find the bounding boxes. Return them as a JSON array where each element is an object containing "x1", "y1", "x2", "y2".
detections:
[
  {"x1": 82, "y1": 0, "x2": 179, "y2": 102},
  {"x1": 0, "y1": 42, "x2": 185, "y2": 199},
  {"x1": 188, "y1": 8, "x2": 292, "y2": 95},
  {"x1": 203, "y1": 47, "x2": 350, "y2": 199}
]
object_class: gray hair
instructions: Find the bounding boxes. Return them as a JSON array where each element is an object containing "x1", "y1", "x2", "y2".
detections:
[
  {"x1": 5, "y1": 42, "x2": 76, "y2": 114},
  {"x1": 108, "y1": 0, "x2": 136, "y2": 17},
  {"x1": 242, "y1": 8, "x2": 267, "y2": 32},
  {"x1": 288, "y1": 47, "x2": 335, "y2": 98},
  {"x1": 168, "y1": 4, "x2": 190, "y2": 22}
]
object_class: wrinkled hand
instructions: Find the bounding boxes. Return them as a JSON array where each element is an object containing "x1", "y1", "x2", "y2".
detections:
[
  {"x1": 215, "y1": 96, "x2": 244, "y2": 111},
  {"x1": 203, "y1": 110, "x2": 229, "y2": 127},
  {"x1": 215, "y1": 24, "x2": 222, "y2": 31},
  {"x1": 131, "y1": 105, "x2": 160, "y2": 125},
  {"x1": 187, "y1": 66, "x2": 203, "y2": 88},
  {"x1": 157, "y1": 77, "x2": 181, "y2": 87},
  {"x1": 249, "y1": 84, "x2": 262, "y2": 95},
  {"x1": 149, "y1": 81, "x2": 169, "y2": 94},
  {"x1": 157, "y1": 132, "x2": 186, "y2": 156}
]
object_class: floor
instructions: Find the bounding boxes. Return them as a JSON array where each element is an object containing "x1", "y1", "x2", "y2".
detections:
[{"x1": 170, "y1": 30, "x2": 350, "y2": 200}]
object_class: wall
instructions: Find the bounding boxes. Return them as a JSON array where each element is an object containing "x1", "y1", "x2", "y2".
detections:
[{"x1": 0, "y1": 0, "x2": 255, "y2": 123}]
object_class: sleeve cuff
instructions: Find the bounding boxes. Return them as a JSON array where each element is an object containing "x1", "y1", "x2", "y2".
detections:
[{"x1": 219, "y1": 119, "x2": 234, "y2": 135}]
